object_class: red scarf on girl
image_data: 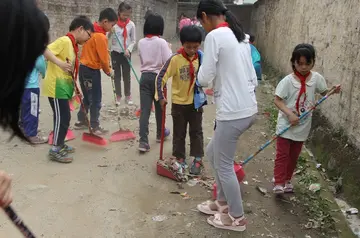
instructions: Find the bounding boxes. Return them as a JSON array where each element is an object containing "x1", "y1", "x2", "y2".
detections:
[
  {"x1": 216, "y1": 22, "x2": 229, "y2": 28},
  {"x1": 93, "y1": 22, "x2": 106, "y2": 35},
  {"x1": 117, "y1": 18, "x2": 130, "y2": 49},
  {"x1": 177, "y1": 47, "x2": 198, "y2": 95},
  {"x1": 66, "y1": 33, "x2": 79, "y2": 81},
  {"x1": 294, "y1": 70, "x2": 311, "y2": 115}
]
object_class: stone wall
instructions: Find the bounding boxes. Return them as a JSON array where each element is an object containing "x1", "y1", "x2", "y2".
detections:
[
  {"x1": 251, "y1": 0, "x2": 360, "y2": 147},
  {"x1": 177, "y1": 3, "x2": 253, "y2": 33},
  {"x1": 251, "y1": 0, "x2": 360, "y2": 208},
  {"x1": 39, "y1": 0, "x2": 178, "y2": 42}
]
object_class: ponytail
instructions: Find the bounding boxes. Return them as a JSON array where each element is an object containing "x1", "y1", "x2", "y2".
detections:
[
  {"x1": 197, "y1": 0, "x2": 245, "y2": 42},
  {"x1": 224, "y1": 10, "x2": 245, "y2": 42}
]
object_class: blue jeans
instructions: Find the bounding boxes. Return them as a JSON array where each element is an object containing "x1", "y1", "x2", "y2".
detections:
[{"x1": 77, "y1": 65, "x2": 102, "y2": 128}]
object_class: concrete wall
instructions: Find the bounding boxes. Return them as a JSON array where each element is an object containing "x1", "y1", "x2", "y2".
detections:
[
  {"x1": 251, "y1": 0, "x2": 360, "y2": 148},
  {"x1": 177, "y1": 3, "x2": 253, "y2": 33},
  {"x1": 39, "y1": 0, "x2": 178, "y2": 42}
]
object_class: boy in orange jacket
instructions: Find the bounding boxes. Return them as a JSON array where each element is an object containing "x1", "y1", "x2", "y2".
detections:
[{"x1": 74, "y1": 8, "x2": 117, "y2": 134}]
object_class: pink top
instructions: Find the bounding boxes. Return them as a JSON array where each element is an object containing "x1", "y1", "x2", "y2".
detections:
[
  {"x1": 138, "y1": 36, "x2": 173, "y2": 74},
  {"x1": 179, "y1": 18, "x2": 192, "y2": 30}
]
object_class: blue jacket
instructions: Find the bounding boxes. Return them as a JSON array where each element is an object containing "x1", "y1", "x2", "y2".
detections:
[
  {"x1": 194, "y1": 50, "x2": 207, "y2": 109},
  {"x1": 250, "y1": 44, "x2": 262, "y2": 80},
  {"x1": 25, "y1": 55, "x2": 46, "y2": 89}
]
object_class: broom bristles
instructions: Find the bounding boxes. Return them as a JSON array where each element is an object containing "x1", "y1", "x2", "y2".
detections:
[{"x1": 82, "y1": 133, "x2": 108, "y2": 146}]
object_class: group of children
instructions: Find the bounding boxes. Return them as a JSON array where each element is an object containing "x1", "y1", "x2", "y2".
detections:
[{"x1": 16, "y1": 0, "x2": 343, "y2": 232}]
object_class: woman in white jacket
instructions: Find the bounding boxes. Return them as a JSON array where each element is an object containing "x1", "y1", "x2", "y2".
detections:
[{"x1": 195, "y1": 0, "x2": 258, "y2": 232}]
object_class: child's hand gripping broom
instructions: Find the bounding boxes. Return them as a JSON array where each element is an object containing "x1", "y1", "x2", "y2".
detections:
[
  {"x1": 212, "y1": 85, "x2": 341, "y2": 198},
  {"x1": 68, "y1": 59, "x2": 107, "y2": 146}
]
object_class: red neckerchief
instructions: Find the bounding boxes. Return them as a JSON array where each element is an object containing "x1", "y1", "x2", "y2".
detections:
[
  {"x1": 216, "y1": 22, "x2": 229, "y2": 28},
  {"x1": 294, "y1": 70, "x2": 311, "y2": 115},
  {"x1": 177, "y1": 47, "x2": 198, "y2": 95},
  {"x1": 66, "y1": 33, "x2": 79, "y2": 81},
  {"x1": 117, "y1": 18, "x2": 130, "y2": 49},
  {"x1": 93, "y1": 22, "x2": 106, "y2": 35},
  {"x1": 145, "y1": 35, "x2": 160, "y2": 38}
]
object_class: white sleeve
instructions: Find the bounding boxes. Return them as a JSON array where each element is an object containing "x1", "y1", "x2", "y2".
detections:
[{"x1": 197, "y1": 33, "x2": 219, "y2": 87}]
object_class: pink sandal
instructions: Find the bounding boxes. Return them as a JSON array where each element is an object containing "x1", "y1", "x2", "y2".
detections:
[
  {"x1": 197, "y1": 200, "x2": 228, "y2": 215},
  {"x1": 207, "y1": 213, "x2": 246, "y2": 232}
]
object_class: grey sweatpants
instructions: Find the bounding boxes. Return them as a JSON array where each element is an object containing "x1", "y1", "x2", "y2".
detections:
[{"x1": 207, "y1": 115, "x2": 256, "y2": 217}]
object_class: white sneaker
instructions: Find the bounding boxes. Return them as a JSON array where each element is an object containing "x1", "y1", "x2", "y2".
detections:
[
  {"x1": 116, "y1": 96, "x2": 121, "y2": 106},
  {"x1": 284, "y1": 182, "x2": 294, "y2": 193},
  {"x1": 273, "y1": 185, "x2": 284, "y2": 194},
  {"x1": 125, "y1": 96, "x2": 133, "y2": 105}
]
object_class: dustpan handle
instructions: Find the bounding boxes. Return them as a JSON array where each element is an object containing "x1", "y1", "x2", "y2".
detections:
[{"x1": 159, "y1": 87, "x2": 167, "y2": 161}]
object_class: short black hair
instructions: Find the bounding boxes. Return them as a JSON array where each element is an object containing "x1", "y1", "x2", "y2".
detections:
[
  {"x1": 249, "y1": 35, "x2": 255, "y2": 43},
  {"x1": 143, "y1": 13, "x2": 164, "y2": 36},
  {"x1": 180, "y1": 25, "x2": 203, "y2": 44},
  {"x1": 291, "y1": 44, "x2": 316, "y2": 71},
  {"x1": 69, "y1": 16, "x2": 94, "y2": 32},
  {"x1": 99, "y1": 8, "x2": 118, "y2": 22},
  {"x1": 118, "y1": 2, "x2": 132, "y2": 13},
  {"x1": 1, "y1": 0, "x2": 48, "y2": 140}
]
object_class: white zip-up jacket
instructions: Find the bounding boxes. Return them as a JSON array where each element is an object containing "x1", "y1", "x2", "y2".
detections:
[{"x1": 198, "y1": 27, "x2": 258, "y2": 121}]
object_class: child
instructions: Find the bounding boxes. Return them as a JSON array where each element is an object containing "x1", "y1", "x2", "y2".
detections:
[
  {"x1": 155, "y1": 25, "x2": 204, "y2": 175},
  {"x1": 273, "y1": 44, "x2": 340, "y2": 194},
  {"x1": 137, "y1": 13, "x2": 172, "y2": 152},
  {"x1": 249, "y1": 35, "x2": 262, "y2": 82},
  {"x1": 74, "y1": 8, "x2": 117, "y2": 134},
  {"x1": 195, "y1": 0, "x2": 258, "y2": 232},
  {"x1": 21, "y1": 55, "x2": 48, "y2": 144},
  {"x1": 42, "y1": 16, "x2": 93, "y2": 163},
  {"x1": 109, "y1": 2, "x2": 136, "y2": 105}
]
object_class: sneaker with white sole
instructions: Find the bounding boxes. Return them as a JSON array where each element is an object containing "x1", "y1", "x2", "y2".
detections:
[
  {"x1": 125, "y1": 96, "x2": 133, "y2": 105},
  {"x1": 116, "y1": 96, "x2": 121, "y2": 105},
  {"x1": 28, "y1": 135, "x2": 48, "y2": 144},
  {"x1": 92, "y1": 126, "x2": 109, "y2": 135},
  {"x1": 284, "y1": 182, "x2": 294, "y2": 193},
  {"x1": 273, "y1": 185, "x2": 285, "y2": 194}
]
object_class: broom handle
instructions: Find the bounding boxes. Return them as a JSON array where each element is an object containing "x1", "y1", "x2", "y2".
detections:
[
  {"x1": 108, "y1": 58, "x2": 122, "y2": 130},
  {"x1": 66, "y1": 58, "x2": 93, "y2": 134},
  {"x1": 112, "y1": 32, "x2": 140, "y2": 84},
  {"x1": 3, "y1": 206, "x2": 36, "y2": 237},
  {"x1": 241, "y1": 86, "x2": 339, "y2": 166},
  {"x1": 159, "y1": 87, "x2": 167, "y2": 161}
]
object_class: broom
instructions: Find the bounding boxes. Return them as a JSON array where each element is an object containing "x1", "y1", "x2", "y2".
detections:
[
  {"x1": 3, "y1": 206, "x2": 35, "y2": 237},
  {"x1": 109, "y1": 75, "x2": 136, "y2": 142},
  {"x1": 156, "y1": 87, "x2": 182, "y2": 181},
  {"x1": 69, "y1": 64, "x2": 108, "y2": 146},
  {"x1": 112, "y1": 32, "x2": 154, "y2": 115}
]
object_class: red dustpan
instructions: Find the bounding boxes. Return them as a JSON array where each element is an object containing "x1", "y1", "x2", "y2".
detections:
[
  {"x1": 156, "y1": 88, "x2": 180, "y2": 181},
  {"x1": 48, "y1": 129, "x2": 76, "y2": 145}
]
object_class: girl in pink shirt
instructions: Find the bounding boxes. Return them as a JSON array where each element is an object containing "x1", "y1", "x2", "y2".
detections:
[{"x1": 137, "y1": 13, "x2": 172, "y2": 152}]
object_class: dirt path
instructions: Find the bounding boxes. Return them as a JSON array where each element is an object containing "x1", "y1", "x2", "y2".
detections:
[{"x1": 0, "y1": 49, "x2": 324, "y2": 238}]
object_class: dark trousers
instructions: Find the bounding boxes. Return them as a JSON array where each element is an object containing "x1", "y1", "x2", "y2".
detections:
[
  {"x1": 139, "y1": 72, "x2": 163, "y2": 144},
  {"x1": 21, "y1": 88, "x2": 40, "y2": 137},
  {"x1": 171, "y1": 103, "x2": 204, "y2": 159},
  {"x1": 111, "y1": 51, "x2": 131, "y2": 97},
  {"x1": 48, "y1": 98, "x2": 70, "y2": 146},
  {"x1": 77, "y1": 65, "x2": 102, "y2": 128}
]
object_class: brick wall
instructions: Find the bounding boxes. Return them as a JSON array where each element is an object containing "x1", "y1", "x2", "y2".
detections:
[{"x1": 39, "y1": 0, "x2": 178, "y2": 43}]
